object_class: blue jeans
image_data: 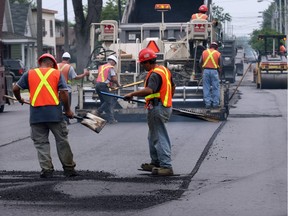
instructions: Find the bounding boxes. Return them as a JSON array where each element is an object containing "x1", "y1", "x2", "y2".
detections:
[
  {"x1": 95, "y1": 82, "x2": 117, "y2": 122},
  {"x1": 147, "y1": 103, "x2": 172, "y2": 168},
  {"x1": 203, "y1": 69, "x2": 220, "y2": 107}
]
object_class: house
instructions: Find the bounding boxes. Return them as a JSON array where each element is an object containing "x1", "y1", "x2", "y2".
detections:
[
  {"x1": 1, "y1": 0, "x2": 75, "y2": 68},
  {"x1": 1, "y1": 0, "x2": 37, "y2": 69},
  {"x1": 31, "y1": 8, "x2": 57, "y2": 57},
  {"x1": 55, "y1": 19, "x2": 76, "y2": 62}
]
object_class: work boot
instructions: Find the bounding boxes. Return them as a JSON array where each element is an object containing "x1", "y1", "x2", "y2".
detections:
[
  {"x1": 40, "y1": 170, "x2": 54, "y2": 178},
  {"x1": 63, "y1": 169, "x2": 79, "y2": 177},
  {"x1": 141, "y1": 163, "x2": 160, "y2": 171},
  {"x1": 151, "y1": 167, "x2": 174, "y2": 176}
]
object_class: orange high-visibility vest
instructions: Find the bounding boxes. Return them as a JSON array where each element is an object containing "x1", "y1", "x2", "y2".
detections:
[
  {"x1": 96, "y1": 63, "x2": 114, "y2": 85},
  {"x1": 202, "y1": 48, "x2": 221, "y2": 69},
  {"x1": 191, "y1": 13, "x2": 208, "y2": 20},
  {"x1": 144, "y1": 65, "x2": 173, "y2": 107},
  {"x1": 280, "y1": 45, "x2": 286, "y2": 53},
  {"x1": 57, "y1": 62, "x2": 71, "y2": 83},
  {"x1": 28, "y1": 68, "x2": 60, "y2": 107}
]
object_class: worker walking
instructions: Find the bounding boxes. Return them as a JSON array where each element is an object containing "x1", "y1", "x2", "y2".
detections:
[
  {"x1": 95, "y1": 55, "x2": 121, "y2": 124},
  {"x1": 199, "y1": 42, "x2": 222, "y2": 110},
  {"x1": 191, "y1": 4, "x2": 208, "y2": 20},
  {"x1": 58, "y1": 52, "x2": 89, "y2": 124},
  {"x1": 13, "y1": 53, "x2": 78, "y2": 178},
  {"x1": 124, "y1": 48, "x2": 176, "y2": 176}
]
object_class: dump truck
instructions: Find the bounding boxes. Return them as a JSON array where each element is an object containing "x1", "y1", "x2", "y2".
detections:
[
  {"x1": 235, "y1": 46, "x2": 245, "y2": 76},
  {"x1": 76, "y1": 0, "x2": 230, "y2": 121},
  {"x1": 255, "y1": 34, "x2": 287, "y2": 89}
]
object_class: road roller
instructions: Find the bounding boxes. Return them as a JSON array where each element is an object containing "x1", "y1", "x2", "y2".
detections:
[{"x1": 255, "y1": 35, "x2": 287, "y2": 89}]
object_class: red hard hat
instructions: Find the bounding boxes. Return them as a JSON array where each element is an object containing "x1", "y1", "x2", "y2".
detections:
[
  {"x1": 138, "y1": 48, "x2": 157, "y2": 63},
  {"x1": 210, "y1": 42, "x2": 219, "y2": 49},
  {"x1": 199, "y1": 5, "x2": 208, "y2": 13},
  {"x1": 38, "y1": 53, "x2": 58, "y2": 69}
]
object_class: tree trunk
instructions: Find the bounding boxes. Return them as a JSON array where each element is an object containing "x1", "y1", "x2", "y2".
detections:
[{"x1": 72, "y1": 0, "x2": 102, "y2": 73}]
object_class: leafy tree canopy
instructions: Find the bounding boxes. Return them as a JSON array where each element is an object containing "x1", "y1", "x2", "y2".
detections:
[
  {"x1": 211, "y1": 3, "x2": 231, "y2": 23},
  {"x1": 101, "y1": 0, "x2": 126, "y2": 21}
]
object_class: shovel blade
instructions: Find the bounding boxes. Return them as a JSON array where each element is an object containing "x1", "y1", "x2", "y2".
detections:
[{"x1": 81, "y1": 112, "x2": 107, "y2": 133}]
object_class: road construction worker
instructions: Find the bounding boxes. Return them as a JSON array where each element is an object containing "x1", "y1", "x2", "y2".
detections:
[
  {"x1": 13, "y1": 53, "x2": 78, "y2": 178},
  {"x1": 199, "y1": 42, "x2": 222, "y2": 110},
  {"x1": 95, "y1": 55, "x2": 121, "y2": 124},
  {"x1": 58, "y1": 52, "x2": 89, "y2": 124},
  {"x1": 124, "y1": 48, "x2": 176, "y2": 176},
  {"x1": 279, "y1": 43, "x2": 286, "y2": 55},
  {"x1": 191, "y1": 4, "x2": 208, "y2": 20},
  {"x1": 189, "y1": 5, "x2": 209, "y2": 57}
]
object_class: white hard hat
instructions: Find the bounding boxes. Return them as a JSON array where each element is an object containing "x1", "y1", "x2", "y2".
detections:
[
  {"x1": 107, "y1": 55, "x2": 118, "y2": 64},
  {"x1": 62, "y1": 52, "x2": 71, "y2": 59}
]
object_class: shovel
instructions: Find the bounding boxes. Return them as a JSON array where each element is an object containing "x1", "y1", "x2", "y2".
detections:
[
  {"x1": 73, "y1": 112, "x2": 106, "y2": 133},
  {"x1": 99, "y1": 92, "x2": 219, "y2": 122},
  {"x1": 3, "y1": 95, "x2": 107, "y2": 133},
  {"x1": 109, "y1": 80, "x2": 144, "y2": 91}
]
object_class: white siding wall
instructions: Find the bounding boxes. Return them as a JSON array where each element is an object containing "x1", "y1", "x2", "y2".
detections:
[{"x1": 42, "y1": 13, "x2": 56, "y2": 54}]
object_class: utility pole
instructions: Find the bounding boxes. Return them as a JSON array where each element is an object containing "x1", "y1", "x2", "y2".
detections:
[
  {"x1": 279, "y1": 0, "x2": 282, "y2": 33},
  {"x1": 64, "y1": 0, "x2": 69, "y2": 52},
  {"x1": 36, "y1": 0, "x2": 43, "y2": 57},
  {"x1": 118, "y1": 0, "x2": 122, "y2": 23}
]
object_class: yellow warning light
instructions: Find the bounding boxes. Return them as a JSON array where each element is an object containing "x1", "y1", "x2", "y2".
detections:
[{"x1": 154, "y1": 4, "x2": 171, "y2": 11}]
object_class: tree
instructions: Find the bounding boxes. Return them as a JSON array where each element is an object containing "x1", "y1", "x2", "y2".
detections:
[
  {"x1": 101, "y1": 0, "x2": 126, "y2": 21},
  {"x1": 72, "y1": 0, "x2": 102, "y2": 73},
  {"x1": 249, "y1": 28, "x2": 279, "y2": 53},
  {"x1": 211, "y1": 3, "x2": 231, "y2": 23}
]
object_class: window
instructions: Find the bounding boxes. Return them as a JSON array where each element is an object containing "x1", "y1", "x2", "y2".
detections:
[
  {"x1": 42, "y1": 19, "x2": 46, "y2": 37},
  {"x1": 50, "y1": 20, "x2": 53, "y2": 37}
]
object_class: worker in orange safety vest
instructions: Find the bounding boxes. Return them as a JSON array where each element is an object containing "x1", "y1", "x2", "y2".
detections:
[
  {"x1": 124, "y1": 48, "x2": 176, "y2": 176},
  {"x1": 95, "y1": 55, "x2": 121, "y2": 124},
  {"x1": 13, "y1": 53, "x2": 78, "y2": 178},
  {"x1": 279, "y1": 43, "x2": 286, "y2": 55},
  {"x1": 191, "y1": 4, "x2": 208, "y2": 20},
  {"x1": 199, "y1": 42, "x2": 222, "y2": 110},
  {"x1": 58, "y1": 52, "x2": 89, "y2": 124}
]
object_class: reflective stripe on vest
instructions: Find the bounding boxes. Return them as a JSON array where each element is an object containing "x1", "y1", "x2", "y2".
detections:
[
  {"x1": 96, "y1": 64, "x2": 114, "y2": 83},
  {"x1": 30, "y1": 68, "x2": 60, "y2": 106},
  {"x1": 144, "y1": 65, "x2": 172, "y2": 107},
  {"x1": 192, "y1": 13, "x2": 208, "y2": 20},
  {"x1": 57, "y1": 63, "x2": 70, "y2": 83},
  {"x1": 202, "y1": 49, "x2": 219, "y2": 69}
]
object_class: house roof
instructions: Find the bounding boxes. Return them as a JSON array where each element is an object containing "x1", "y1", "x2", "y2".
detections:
[
  {"x1": 0, "y1": 31, "x2": 36, "y2": 43},
  {"x1": 32, "y1": 8, "x2": 57, "y2": 14},
  {"x1": 10, "y1": 3, "x2": 30, "y2": 35}
]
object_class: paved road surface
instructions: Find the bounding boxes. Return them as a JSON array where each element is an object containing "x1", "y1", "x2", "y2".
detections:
[{"x1": 0, "y1": 66, "x2": 286, "y2": 215}]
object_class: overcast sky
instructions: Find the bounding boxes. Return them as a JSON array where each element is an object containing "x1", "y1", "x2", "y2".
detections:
[{"x1": 41, "y1": 0, "x2": 272, "y2": 37}]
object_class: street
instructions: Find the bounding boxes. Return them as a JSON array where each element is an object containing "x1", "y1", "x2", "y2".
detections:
[{"x1": 0, "y1": 67, "x2": 287, "y2": 216}]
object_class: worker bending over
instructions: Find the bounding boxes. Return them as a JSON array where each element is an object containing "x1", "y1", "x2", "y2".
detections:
[{"x1": 13, "y1": 53, "x2": 77, "y2": 178}]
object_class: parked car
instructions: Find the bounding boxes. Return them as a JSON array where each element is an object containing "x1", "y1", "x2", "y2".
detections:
[{"x1": 3, "y1": 59, "x2": 26, "y2": 81}]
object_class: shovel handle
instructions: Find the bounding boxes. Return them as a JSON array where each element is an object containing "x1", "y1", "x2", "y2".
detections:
[
  {"x1": 4, "y1": 95, "x2": 30, "y2": 104},
  {"x1": 73, "y1": 115, "x2": 84, "y2": 120}
]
